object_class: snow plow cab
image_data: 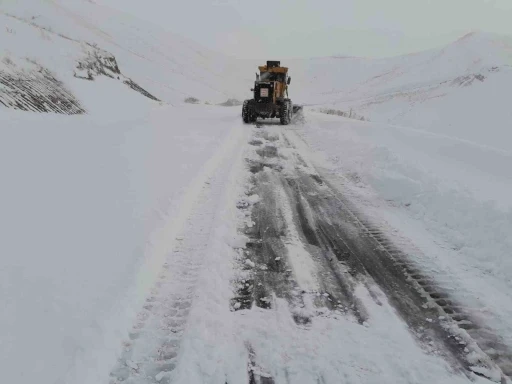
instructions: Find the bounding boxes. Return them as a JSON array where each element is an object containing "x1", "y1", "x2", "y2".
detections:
[{"x1": 242, "y1": 61, "x2": 300, "y2": 125}]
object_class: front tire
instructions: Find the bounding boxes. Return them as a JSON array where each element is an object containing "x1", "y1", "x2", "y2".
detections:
[
  {"x1": 242, "y1": 100, "x2": 257, "y2": 123},
  {"x1": 280, "y1": 100, "x2": 291, "y2": 125}
]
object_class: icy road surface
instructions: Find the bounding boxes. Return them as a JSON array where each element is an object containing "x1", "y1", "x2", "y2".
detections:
[{"x1": 107, "y1": 108, "x2": 509, "y2": 384}]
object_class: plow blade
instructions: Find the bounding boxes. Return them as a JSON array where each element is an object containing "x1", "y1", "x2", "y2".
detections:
[{"x1": 292, "y1": 104, "x2": 303, "y2": 114}]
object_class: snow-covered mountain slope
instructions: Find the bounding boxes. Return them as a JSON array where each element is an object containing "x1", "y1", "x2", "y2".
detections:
[
  {"x1": 290, "y1": 31, "x2": 512, "y2": 152},
  {"x1": 0, "y1": 2, "x2": 251, "y2": 384},
  {"x1": 0, "y1": 0, "x2": 249, "y2": 114}
]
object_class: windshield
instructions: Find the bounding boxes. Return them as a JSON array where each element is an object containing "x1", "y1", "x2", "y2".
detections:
[
  {"x1": 259, "y1": 71, "x2": 271, "y2": 81},
  {"x1": 259, "y1": 71, "x2": 285, "y2": 82}
]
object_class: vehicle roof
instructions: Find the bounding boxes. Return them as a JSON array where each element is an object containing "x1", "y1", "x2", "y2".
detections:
[{"x1": 258, "y1": 66, "x2": 288, "y2": 74}]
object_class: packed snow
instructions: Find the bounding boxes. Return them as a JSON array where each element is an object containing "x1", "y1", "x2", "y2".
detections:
[
  {"x1": 0, "y1": 104, "x2": 250, "y2": 384},
  {"x1": 289, "y1": 111, "x2": 512, "y2": 350}
]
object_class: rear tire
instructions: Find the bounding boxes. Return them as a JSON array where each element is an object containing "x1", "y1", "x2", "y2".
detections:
[{"x1": 280, "y1": 100, "x2": 291, "y2": 125}]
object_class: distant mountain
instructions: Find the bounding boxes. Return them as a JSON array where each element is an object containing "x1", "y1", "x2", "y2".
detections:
[{"x1": 289, "y1": 31, "x2": 512, "y2": 151}]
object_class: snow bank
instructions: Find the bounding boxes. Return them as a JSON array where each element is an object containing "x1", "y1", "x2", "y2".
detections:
[
  {"x1": 292, "y1": 111, "x2": 512, "y2": 349},
  {"x1": 0, "y1": 105, "x2": 240, "y2": 384},
  {"x1": 171, "y1": 110, "x2": 251, "y2": 384}
]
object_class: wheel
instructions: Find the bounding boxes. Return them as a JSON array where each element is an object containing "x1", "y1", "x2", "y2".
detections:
[
  {"x1": 280, "y1": 100, "x2": 291, "y2": 125},
  {"x1": 242, "y1": 100, "x2": 257, "y2": 123},
  {"x1": 242, "y1": 100, "x2": 250, "y2": 123}
]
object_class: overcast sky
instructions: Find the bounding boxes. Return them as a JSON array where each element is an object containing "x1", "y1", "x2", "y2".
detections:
[{"x1": 97, "y1": 0, "x2": 512, "y2": 59}]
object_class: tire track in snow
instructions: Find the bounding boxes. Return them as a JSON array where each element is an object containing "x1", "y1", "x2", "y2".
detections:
[
  {"x1": 109, "y1": 168, "x2": 224, "y2": 384},
  {"x1": 234, "y1": 135, "x2": 343, "y2": 323},
  {"x1": 233, "y1": 121, "x2": 509, "y2": 383},
  {"x1": 231, "y1": 124, "x2": 375, "y2": 383},
  {"x1": 282, "y1": 127, "x2": 512, "y2": 382},
  {"x1": 235, "y1": 125, "x2": 369, "y2": 323},
  {"x1": 108, "y1": 120, "x2": 248, "y2": 384}
]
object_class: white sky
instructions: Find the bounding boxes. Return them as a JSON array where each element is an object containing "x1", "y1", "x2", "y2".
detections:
[{"x1": 97, "y1": 0, "x2": 512, "y2": 59}]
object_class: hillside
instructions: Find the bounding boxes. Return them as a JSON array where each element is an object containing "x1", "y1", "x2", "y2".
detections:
[
  {"x1": 290, "y1": 31, "x2": 512, "y2": 152},
  {"x1": 0, "y1": 0, "x2": 249, "y2": 113}
]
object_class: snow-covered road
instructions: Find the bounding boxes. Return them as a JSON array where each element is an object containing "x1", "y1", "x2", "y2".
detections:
[
  {"x1": 290, "y1": 110, "x2": 512, "y2": 375},
  {"x1": 109, "y1": 112, "x2": 250, "y2": 383},
  {"x1": 227, "y1": 119, "x2": 507, "y2": 384},
  {"x1": 2, "y1": 104, "x2": 510, "y2": 384},
  {"x1": 0, "y1": 105, "x2": 250, "y2": 384},
  {"x1": 105, "y1": 107, "x2": 510, "y2": 384}
]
